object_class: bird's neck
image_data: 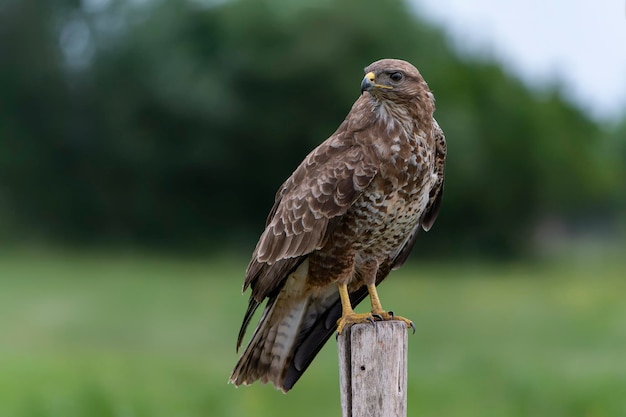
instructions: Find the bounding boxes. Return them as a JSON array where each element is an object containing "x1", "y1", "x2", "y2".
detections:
[{"x1": 370, "y1": 99, "x2": 416, "y2": 138}]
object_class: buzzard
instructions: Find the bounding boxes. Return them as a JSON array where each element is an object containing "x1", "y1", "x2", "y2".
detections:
[{"x1": 230, "y1": 59, "x2": 446, "y2": 392}]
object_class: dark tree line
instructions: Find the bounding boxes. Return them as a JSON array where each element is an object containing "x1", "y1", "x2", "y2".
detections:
[{"x1": 0, "y1": 0, "x2": 623, "y2": 256}]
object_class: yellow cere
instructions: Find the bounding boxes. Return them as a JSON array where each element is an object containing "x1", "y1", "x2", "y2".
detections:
[{"x1": 365, "y1": 71, "x2": 393, "y2": 89}]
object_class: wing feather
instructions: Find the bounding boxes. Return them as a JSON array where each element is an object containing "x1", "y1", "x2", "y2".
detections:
[
  {"x1": 421, "y1": 119, "x2": 447, "y2": 231},
  {"x1": 251, "y1": 137, "x2": 377, "y2": 270},
  {"x1": 237, "y1": 132, "x2": 378, "y2": 346}
]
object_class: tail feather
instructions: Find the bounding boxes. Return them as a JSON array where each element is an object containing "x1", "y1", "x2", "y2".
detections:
[
  {"x1": 282, "y1": 284, "x2": 371, "y2": 390},
  {"x1": 236, "y1": 299, "x2": 260, "y2": 351},
  {"x1": 230, "y1": 260, "x2": 309, "y2": 389},
  {"x1": 230, "y1": 261, "x2": 385, "y2": 392},
  {"x1": 230, "y1": 259, "x2": 336, "y2": 391}
]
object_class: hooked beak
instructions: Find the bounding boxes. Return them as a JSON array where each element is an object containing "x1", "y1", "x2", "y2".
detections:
[
  {"x1": 361, "y1": 72, "x2": 376, "y2": 93},
  {"x1": 360, "y1": 71, "x2": 393, "y2": 94}
]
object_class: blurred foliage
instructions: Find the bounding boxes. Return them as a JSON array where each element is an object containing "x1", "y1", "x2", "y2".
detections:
[{"x1": 0, "y1": 0, "x2": 623, "y2": 255}]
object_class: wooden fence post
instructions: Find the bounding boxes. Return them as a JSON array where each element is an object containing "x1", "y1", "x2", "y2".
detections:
[{"x1": 338, "y1": 321, "x2": 408, "y2": 417}]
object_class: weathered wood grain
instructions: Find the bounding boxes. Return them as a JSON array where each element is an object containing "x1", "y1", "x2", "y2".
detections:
[{"x1": 338, "y1": 321, "x2": 408, "y2": 417}]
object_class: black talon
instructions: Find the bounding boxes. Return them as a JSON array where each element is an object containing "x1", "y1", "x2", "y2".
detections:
[
  {"x1": 366, "y1": 316, "x2": 376, "y2": 326},
  {"x1": 388, "y1": 310, "x2": 395, "y2": 319},
  {"x1": 409, "y1": 322, "x2": 416, "y2": 334},
  {"x1": 372, "y1": 313, "x2": 384, "y2": 321},
  {"x1": 336, "y1": 332, "x2": 339, "y2": 341}
]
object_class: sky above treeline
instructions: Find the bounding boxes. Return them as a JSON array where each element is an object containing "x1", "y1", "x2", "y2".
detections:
[{"x1": 412, "y1": 0, "x2": 626, "y2": 122}]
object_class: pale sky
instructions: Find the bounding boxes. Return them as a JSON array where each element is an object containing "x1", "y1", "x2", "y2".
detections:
[{"x1": 410, "y1": 0, "x2": 626, "y2": 122}]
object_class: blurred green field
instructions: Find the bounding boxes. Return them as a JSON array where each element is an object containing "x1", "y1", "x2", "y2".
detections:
[{"x1": 1, "y1": 251, "x2": 625, "y2": 417}]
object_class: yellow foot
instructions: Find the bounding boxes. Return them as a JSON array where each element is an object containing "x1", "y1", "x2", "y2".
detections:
[
  {"x1": 371, "y1": 310, "x2": 416, "y2": 334},
  {"x1": 336, "y1": 312, "x2": 377, "y2": 335},
  {"x1": 336, "y1": 311, "x2": 416, "y2": 335}
]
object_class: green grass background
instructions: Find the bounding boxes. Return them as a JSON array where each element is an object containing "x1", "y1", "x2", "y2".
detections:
[{"x1": 1, "y1": 251, "x2": 625, "y2": 417}]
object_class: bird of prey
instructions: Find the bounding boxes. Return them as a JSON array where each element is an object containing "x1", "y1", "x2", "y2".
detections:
[{"x1": 230, "y1": 58, "x2": 446, "y2": 393}]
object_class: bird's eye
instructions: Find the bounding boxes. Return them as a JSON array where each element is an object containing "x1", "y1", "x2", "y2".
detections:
[{"x1": 390, "y1": 72, "x2": 403, "y2": 82}]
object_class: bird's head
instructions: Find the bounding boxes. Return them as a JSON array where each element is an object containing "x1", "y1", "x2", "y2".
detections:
[{"x1": 360, "y1": 59, "x2": 429, "y2": 103}]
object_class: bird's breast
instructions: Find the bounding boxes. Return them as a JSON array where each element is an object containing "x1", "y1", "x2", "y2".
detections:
[
  {"x1": 315, "y1": 129, "x2": 436, "y2": 269},
  {"x1": 346, "y1": 146, "x2": 435, "y2": 259}
]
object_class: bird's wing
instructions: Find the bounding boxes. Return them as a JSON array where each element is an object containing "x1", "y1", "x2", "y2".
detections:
[
  {"x1": 254, "y1": 144, "x2": 377, "y2": 264},
  {"x1": 236, "y1": 134, "x2": 378, "y2": 349},
  {"x1": 391, "y1": 119, "x2": 446, "y2": 269},
  {"x1": 420, "y1": 119, "x2": 447, "y2": 231}
]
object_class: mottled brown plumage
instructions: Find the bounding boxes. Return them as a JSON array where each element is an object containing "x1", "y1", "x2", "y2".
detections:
[{"x1": 230, "y1": 59, "x2": 447, "y2": 392}]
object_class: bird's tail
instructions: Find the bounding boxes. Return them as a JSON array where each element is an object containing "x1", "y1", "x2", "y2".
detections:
[{"x1": 229, "y1": 259, "x2": 345, "y2": 392}]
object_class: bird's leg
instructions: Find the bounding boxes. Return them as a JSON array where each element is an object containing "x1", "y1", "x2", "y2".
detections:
[
  {"x1": 336, "y1": 283, "x2": 415, "y2": 335},
  {"x1": 336, "y1": 283, "x2": 376, "y2": 335},
  {"x1": 368, "y1": 283, "x2": 385, "y2": 314},
  {"x1": 367, "y1": 283, "x2": 415, "y2": 333}
]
